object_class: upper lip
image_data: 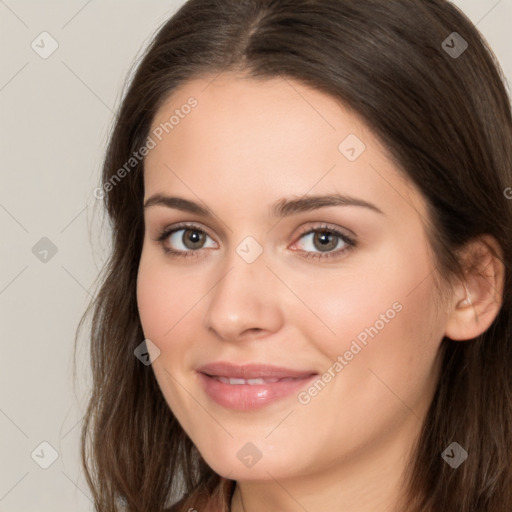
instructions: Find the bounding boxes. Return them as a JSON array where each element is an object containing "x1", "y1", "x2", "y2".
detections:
[{"x1": 197, "y1": 362, "x2": 317, "y2": 380}]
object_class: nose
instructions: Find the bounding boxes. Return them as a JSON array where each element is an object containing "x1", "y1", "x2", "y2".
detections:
[{"x1": 202, "y1": 250, "x2": 285, "y2": 342}]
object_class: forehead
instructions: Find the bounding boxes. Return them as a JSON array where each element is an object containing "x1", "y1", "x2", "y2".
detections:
[
  {"x1": 143, "y1": 73, "x2": 426, "y2": 222},
  {"x1": 149, "y1": 73, "x2": 374, "y2": 153}
]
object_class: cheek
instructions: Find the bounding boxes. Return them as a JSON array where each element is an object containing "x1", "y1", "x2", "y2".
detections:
[
  {"x1": 136, "y1": 253, "x2": 199, "y2": 422},
  {"x1": 135, "y1": 250, "x2": 216, "y2": 407},
  {"x1": 295, "y1": 239, "x2": 444, "y2": 403},
  {"x1": 285, "y1": 261, "x2": 443, "y2": 469},
  {"x1": 137, "y1": 257, "x2": 172, "y2": 345},
  {"x1": 136, "y1": 251, "x2": 202, "y2": 344},
  {"x1": 290, "y1": 242, "x2": 437, "y2": 351}
]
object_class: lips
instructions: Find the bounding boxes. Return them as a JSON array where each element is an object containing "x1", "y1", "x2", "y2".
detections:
[
  {"x1": 213, "y1": 376, "x2": 294, "y2": 385},
  {"x1": 196, "y1": 362, "x2": 318, "y2": 410},
  {"x1": 197, "y1": 361, "x2": 316, "y2": 380}
]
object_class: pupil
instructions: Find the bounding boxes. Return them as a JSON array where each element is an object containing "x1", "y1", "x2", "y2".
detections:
[{"x1": 314, "y1": 231, "x2": 337, "y2": 251}]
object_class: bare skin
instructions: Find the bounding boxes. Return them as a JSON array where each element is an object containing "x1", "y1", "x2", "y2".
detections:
[{"x1": 136, "y1": 73, "x2": 503, "y2": 512}]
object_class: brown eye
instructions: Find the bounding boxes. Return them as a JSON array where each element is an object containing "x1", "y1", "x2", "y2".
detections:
[
  {"x1": 182, "y1": 229, "x2": 207, "y2": 249},
  {"x1": 292, "y1": 225, "x2": 357, "y2": 261},
  {"x1": 296, "y1": 229, "x2": 351, "y2": 254},
  {"x1": 157, "y1": 225, "x2": 217, "y2": 255},
  {"x1": 312, "y1": 231, "x2": 339, "y2": 252}
]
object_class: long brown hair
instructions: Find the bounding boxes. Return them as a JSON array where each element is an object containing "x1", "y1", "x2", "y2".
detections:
[{"x1": 76, "y1": 1, "x2": 512, "y2": 510}]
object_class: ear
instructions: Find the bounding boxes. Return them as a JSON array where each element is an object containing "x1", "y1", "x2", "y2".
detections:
[{"x1": 444, "y1": 234, "x2": 505, "y2": 341}]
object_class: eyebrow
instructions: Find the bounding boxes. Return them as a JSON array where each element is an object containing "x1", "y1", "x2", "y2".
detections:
[{"x1": 143, "y1": 193, "x2": 384, "y2": 217}]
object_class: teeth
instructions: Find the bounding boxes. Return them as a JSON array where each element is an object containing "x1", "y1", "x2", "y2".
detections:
[
  {"x1": 229, "y1": 378, "x2": 247, "y2": 385},
  {"x1": 247, "y1": 378, "x2": 266, "y2": 385},
  {"x1": 214, "y1": 376, "x2": 283, "y2": 385}
]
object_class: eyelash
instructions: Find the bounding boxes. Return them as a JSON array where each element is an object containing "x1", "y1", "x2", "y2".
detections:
[{"x1": 154, "y1": 222, "x2": 357, "y2": 261}]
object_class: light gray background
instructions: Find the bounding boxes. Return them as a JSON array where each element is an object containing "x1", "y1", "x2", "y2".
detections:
[{"x1": 0, "y1": 1, "x2": 511, "y2": 510}]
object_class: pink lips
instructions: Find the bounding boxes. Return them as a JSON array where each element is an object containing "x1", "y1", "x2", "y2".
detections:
[{"x1": 196, "y1": 362, "x2": 317, "y2": 411}]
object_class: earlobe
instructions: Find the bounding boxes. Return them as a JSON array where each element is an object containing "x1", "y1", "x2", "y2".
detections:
[{"x1": 444, "y1": 235, "x2": 505, "y2": 342}]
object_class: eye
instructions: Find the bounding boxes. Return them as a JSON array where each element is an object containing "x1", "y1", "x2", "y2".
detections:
[
  {"x1": 155, "y1": 224, "x2": 216, "y2": 257},
  {"x1": 291, "y1": 224, "x2": 356, "y2": 260},
  {"x1": 154, "y1": 222, "x2": 356, "y2": 261}
]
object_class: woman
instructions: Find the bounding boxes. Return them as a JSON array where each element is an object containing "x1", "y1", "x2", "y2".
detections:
[{"x1": 77, "y1": 0, "x2": 512, "y2": 510}]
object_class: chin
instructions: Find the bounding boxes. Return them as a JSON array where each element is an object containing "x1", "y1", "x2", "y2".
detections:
[{"x1": 195, "y1": 438, "x2": 310, "y2": 482}]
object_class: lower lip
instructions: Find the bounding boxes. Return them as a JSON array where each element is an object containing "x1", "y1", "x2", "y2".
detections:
[{"x1": 197, "y1": 372, "x2": 317, "y2": 411}]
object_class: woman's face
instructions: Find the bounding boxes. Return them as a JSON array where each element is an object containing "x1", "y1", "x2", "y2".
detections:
[{"x1": 137, "y1": 73, "x2": 449, "y2": 483}]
